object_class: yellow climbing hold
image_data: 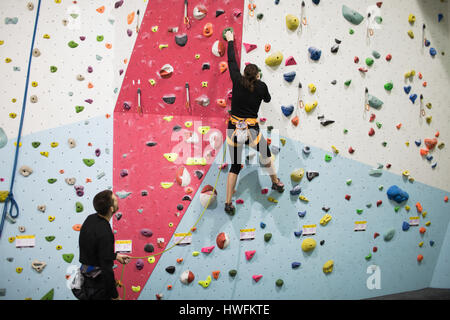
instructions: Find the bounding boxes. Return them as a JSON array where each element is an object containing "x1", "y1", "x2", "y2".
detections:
[
  {"x1": 48, "y1": 216, "x2": 55, "y2": 222},
  {"x1": 290, "y1": 168, "x2": 305, "y2": 182},
  {"x1": 425, "y1": 221, "x2": 431, "y2": 226},
  {"x1": 43, "y1": 34, "x2": 50, "y2": 39},
  {"x1": 308, "y1": 83, "x2": 316, "y2": 94},
  {"x1": 31, "y1": 81, "x2": 38, "y2": 87},
  {"x1": 151, "y1": 25, "x2": 158, "y2": 32},
  {"x1": 56, "y1": 245, "x2": 62, "y2": 250},
  {"x1": 163, "y1": 153, "x2": 178, "y2": 162},
  {"x1": 163, "y1": 115, "x2": 173, "y2": 122},
  {"x1": 422, "y1": 211, "x2": 427, "y2": 218},
  {"x1": 299, "y1": 195, "x2": 309, "y2": 202},
  {"x1": 5, "y1": 58, "x2": 12, "y2": 63},
  {"x1": 407, "y1": 30, "x2": 414, "y2": 39},
  {"x1": 405, "y1": 205, "x2": 411, "y2": 211},
  {"x1": 186, "y1": 157, "x2": 206, "y2": 165},
  {"x1": 9, "y1": 113, "x2": 17, "y2": 119},
  {"x1": 265, "y1": 51, "x2": 283, "y2": 67},
  {"x1": 198, "y1": 126, "x2": 210, "y2": 135},
  {"x1": 0, "y1": 191, "x2": 9, "y2": 202},
  {"x1": 280, "y1": 138, "x2": 286, "y2": 146},
  {"x1": 148, "y1": 256, "x2": 155, "y2": 264},
  {"x1": 301, "y1": 238, "x2": 316, "y2": 252},
  {"x1": 192, "y1": 251, "x2": 200, "y2": 257},
  {"x1": 16, "y1": 267, "x2": 23, "y2": 274},
  {"x1": 185, "y1": 121, "x2": 193, "y2": 128},
  {"x1": 305, "y1": 101, "x2": 318, "y2": 113},
  {"x1": 320, "y1": 214, "x2": 332, "y2": 226},
  {"x1": 159, "y1": 44, "x2": 168, "y2": 50},
  {"x1": 323, "y1": 260, "x2": 334, "y2": 274},
  {"x1": 149, "y1": 78, "x2": 156, "y2": 86},
  {"x1": 286, "y1": 14, "x2": 300, "y2": 31},
  {"x1": 40, "y1": 151, "x2": 49, "y2": 157},
  {"x1": 50, "y1": 142, "x2": 58, "y2": 148},
  {"x1": 408, "y1": 14, "x2": 416, "y2": 24},
  {"x1": 198, "y1": 275, "x2": 212, "y2": 288},
  {"x1": 8, "y1": 236, "x2": 15, "y2": 243},
  {"x1": 131, "y1": 286, "x2": 141, "y2": 292},
  {"x1": 13, "y1": 142, "x2": 22, "y2": 147},
  {"x1": 331, "y1": 145, "x2": 339, "y2": 154},
  {"x1": 402, "y1": 170, "x2": 410, "y2": 177},
  {"x1": 419, "y1": 242, "x2": 424, "y2": 247},
  {"x1": 160, "y1": 182, "x2": 174, "y2": 189},
  {"x1": 267, "y1": 197, "x2": 278, "y2": 203}
]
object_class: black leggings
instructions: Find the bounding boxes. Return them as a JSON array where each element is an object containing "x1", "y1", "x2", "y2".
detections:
[{"x1": 227, "y1": 120, "x2": 271, "y2": 175}]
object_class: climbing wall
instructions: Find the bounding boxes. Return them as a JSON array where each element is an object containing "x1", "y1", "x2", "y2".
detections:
[{"x1": 0, "y1": 0, "x2": 449, "y2": 301}]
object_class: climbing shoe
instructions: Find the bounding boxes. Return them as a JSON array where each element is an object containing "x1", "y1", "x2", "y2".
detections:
[
  {"x1": 271, "y1": 178, "x2": 285, "y2": 193},
  {"x1": 225, "y1": 202, "x2": 235, "y2": 216}
]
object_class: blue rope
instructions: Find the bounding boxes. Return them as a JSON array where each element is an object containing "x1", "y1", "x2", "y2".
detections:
[{"x1": 0, "y1": 0, "x2": 42, "y2": 239}]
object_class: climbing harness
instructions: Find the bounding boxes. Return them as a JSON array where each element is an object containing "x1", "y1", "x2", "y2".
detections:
[
  {"x1": 226, "y1": 115, "x2": 260, "y2": 148},
  {"x1": 0, "y1": 0, "x2": 42, "y2": 239},
  {"x1": 184, "y1": 0, "x2": 191, "y2": 29},
  {"x1": 117, "y1": 141, "x2": 227, "y2": 300}
]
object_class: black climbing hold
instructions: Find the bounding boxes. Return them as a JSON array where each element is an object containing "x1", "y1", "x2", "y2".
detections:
[
  {"x1": 162, "y1": 95, "x2": 176, "y2": 104},
  {"x1": 173, "y1": 125, "x2": 182, "y2": 131},
  {"x1": 335, "y1": 38, "x2": 342, "y2": 44},
  {"x1": 320, "y1": 240, "x2": 325, "y2": 246},
  {"x1": 321, "y1": 120, "x2": 335, "y2": 127},
  {"x1": 182, "y1": 195, "x2": 192, "y2": 201},
  {"x1": 146, "y1": 141, "x2": 157, "y2": 147},
  {"x1": 322, "y1": 207, "x2": 330, "y2": 212},
  {"x1": 298, "y1": 82, "x2": 302, "y2": 89},
  {"x1": 229, "y1": 269, "x2": 237, "y2": 277},
  {"x1": 317, "y1": 115, "x2": 325, "y2": 120},
  {"x1": 331, "y1": 80, "x2": 337, "y2": 85},
  {"x1": 202, "y1": 62, "x2": 210, "y2": 70},
  {"x1": 331, "y1": 44, "x2": 339, "y2": 53},
  {"x1": 257, "y1": 13, "x2": 264, "y2": 20},
  {"x1": 177, "y1": 204, "x2": 184, "y2": 211},
  {"x1": 175, "y1": 34, "x2": 188, "y2": 47},
  {"x1": 144, "y1": 243, "x2": 154, "y2": 253},
  {"x1": 141, "y1": 190, "x2": 148, "y2": 196},
  {"x1": 195, "y1": 170, "x2": 204, "y2": 179},
  {"x1": 306, "y1": 171, "x2": 319, "y2": 181},
  {"x1": 115, "y1": 212, "x2": 122, "y2": 220},
  {"x1": 165, "y1": 266, "x2": 176, "y2": 274},
  {"x1": 216, "y1": 9, "x2": 225, "y2": 17},
  {"x1": 312, "y1": 0, "x2": 320, "y2": 5}
]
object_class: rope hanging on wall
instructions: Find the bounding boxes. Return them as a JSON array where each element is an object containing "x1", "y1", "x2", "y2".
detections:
[{"x1": 0, "y1": 0, "x2": 42, "y2": 239}]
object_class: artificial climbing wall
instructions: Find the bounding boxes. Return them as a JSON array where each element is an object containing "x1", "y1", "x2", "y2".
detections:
[{"x1": 0, "y1": 0, "x2": 449, "y2": 301}]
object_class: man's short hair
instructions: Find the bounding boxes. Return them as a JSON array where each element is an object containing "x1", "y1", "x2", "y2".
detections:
[{"x1": 93, "y1": 190, "x2": 113, "y2": 216}]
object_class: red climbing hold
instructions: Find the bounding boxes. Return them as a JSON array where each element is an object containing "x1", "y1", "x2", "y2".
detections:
[
  {"x1": 243, "y1": 43, "x2": 257, "y2": 53},
  {"x1": 417, "y1": 254, "x2": 424, "y2": 262},
  {"x1": 369, "y1": 114, "x2": 376, "y2": 122},
  {"x1": 376, "y1": 2, "x2": 383, "y2": 8},
  {"x1": 359, "y1": 67, "x2": 368, "y2": 73},
  {"x1": 345, "y1": 194, "x2": 351, "y2": 201},
  {"x1": 386, "y1": 164, "x2": 392, "y2": 169},
  {"x1": 261, "y1": 188, "x2": 269, "y2": 194},
  {"x1": 424, "y1": 138, "x2": 437, "y2": 150},
  {"x1": 445, "y1": 196, "x2": 449, "y2": 202},
  {"x1": 354, "y1": 56, "x2": 359, "y2": 63},
  {"x1": 348, "y1": 147, "x2": 355, "y2": 154},
  {"x1": 369, "y1": 128, "x2": 375, "y2": 136},
  {"x1": 236, "y1": 198, "x2": 244, "y2": 204},
  {"x1": 252, "y1": 274, "x2": 263, "y2": 282},
  {"x1": 386, "y1": 54, "x2": 392, "y2": 61},
  {"x1": 376, "y1": 200, "x2": 382, "y2": 207},
  {"x1": 373, "y1": 246, "x2": 378, "y2": 253},
  {"x1": 374, "y1": 232, "x2": 380, "y2": 239},
  {"x1": 419, "y1": 227, "x2": 426, "y2": 234}
]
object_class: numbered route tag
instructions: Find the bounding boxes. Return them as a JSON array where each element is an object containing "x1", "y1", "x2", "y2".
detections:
[
  {"x1": 15, "y1": 235, "x2": 36, "y2": 248},
  {"x1": 409, "y1": 217, "x2": 420, "y2": 226},
  {"x1": 354, "y1": 221, "x2": 367, "y2": 231},
  {"x1": 174, "y1": 233, "x2": 192, "y2": 245},
  {"x1": 115, "y1": 240, "x2": 132, "y2": 253},
  {"x1": 302, "y1": 224, "x2": 317, "y2": 236},
  {"x1": 240, "y1": 228, "x2": 255, "y2": 240}
]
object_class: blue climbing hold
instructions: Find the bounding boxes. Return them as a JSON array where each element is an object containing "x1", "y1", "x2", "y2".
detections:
[
  {"x1": 409, "y1": 94, "x2": 418, "y2": 104},
  {"x1": 402, "y1": 221, "x2": 410, "y2": 231},
  {"x1": 283, "y1": 71, "x2": 296, "y2": 82},
  {"x1": 438, "y1": 13, "x2": 443, "y2": 22},
  {"x1": 294, "y1": 230, "x2": 302, "y2": 237},
  {"x1": 260, "y1": 222, "x2": 266, "y2": 229},
  {"x1": 281, "y1": 105, "x2": 295, "y2": 117},
  {"x1": 430, "y1": 240, "x2": 435, "y2": 247},
  {"x1": 298, "y1": 211, "x2": 306, "y2": 218},
  {"x1": 424, "y1": 39, "x2": 431, "y2": 47},
  {"x1": 312, "y1": 0, "x2": 320, "y2": 5},
  {"x1": 387, "y1": 185, "x2": 409, "y2": 203},
  {"x1": 430, "y1": 48, "x2": 437, "y2": 57},
  {"x1": 290, "y1": 185, "x2": 302, "y2": 195},
  {"x1": 275, "y1": 0, "x2": 280, "y2": 4},
  {"x1": 292, "y1": 262, "x2": 301, "y2": 269},
  {"x1": 426, "y1": 154, "x2": 433, "y2": 161},
  {"x1": 415, "y1": 139, "x2": 421, "y2": 147},
  {"x1": 431, "y1": 162, "x2": 437, "y2": 169},
  {"x1": 308, "y1": 47, "x2": 322, "y2": 61},
  {"x1": 404, "y1": 86, "x2": 411, "y2": 94}
]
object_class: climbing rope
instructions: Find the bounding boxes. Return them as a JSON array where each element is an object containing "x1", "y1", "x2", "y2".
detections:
[
  {"x1": 0, "y1": 0, "x2": 42, "y2": 239},
  {"x1": 118, "y1": 141, "x2": 227, "y2": 300}
]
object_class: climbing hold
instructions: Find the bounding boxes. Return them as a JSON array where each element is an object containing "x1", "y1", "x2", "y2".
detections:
[
  {"x1": 292, "y1": 262, "x2": 301, "y2": 269},
  {"x1": 384, "y1": 82, "x2": 393, "y2": 91},
  {"x1": 387, "y1": 185, "x2": 409, "y2": 203},
  {"x1": 331, "y1": 44, "x2": 339, "y2": 53},
  {"x1": 265, "y1": 51, "x2": 283, "y2": 66},
  {"x1": 216, "y1": 232, "x2": 230, "y2": 249},
  {"x1": 386, "y1": 54, "x2": 392, "y2": 61},
  {"x1": 368, "y1": 95, "x2": 384, "y2": 109},
  {"x1": 308, "y1": 47, "x2": 322, "y2": 61},
  {"x1": 211, "y1": 40, "x2": 225, "y2": 57},
  {"x1": 342, "y1": 5, "x2": 364, "y2": 25},
  {"x1": 40, "y1": 289, "x2": 54, "y2": 300},
  {"x1": 323, "y1": 260, "x2": 334, "y2": 274},
  {"x1": 402, "y1": 221, "x2": 410, "y2": 231},
  {"x1": 417, "y1": 254, "x2": 424, "y2": 263},
  {"x1": 199, "y1": 185, "x2": 217, "y2": 208},
  {"x1": 290, "y1": 185, "x2": 302, "y2": 196},
  {"x1": 305, "y1": 101, "x2": 318, "y2": 113},
  {"x1": 365, "y1": 254, "x2": 372, "y2": 260},
  {"x1": 243, "y1": 42, "x2": 257, "y2": 53},
  {"x1": 383, "y1": 229, "x2": 395, "y2": 241},
  {"x1": 165, "y1": 266, "x2": 176, "y2": 274},
  {"x1": 68, "y1": 41, "x2": 79, "y2": 48},
  {"x1": 283, "y1": 72, "x2": 296, "y2": 83},
  {"x1": 408, "y1": 14, "x2": 416, "y2": 24},
  {"x1": 320, "y1": 214, "x2": 332, "y2": 226},
  {"x1": 419, "y1": 227, "x2": 426, "y2": 234},
  {"x1": 245, "y1": 250, "x2": 256, "y2": 261},
  {"x1": 75, "y1": 202, "x2": 83, "y2": 213},
  {"x1": 276, "y1": 279, "x2": 284, "y2": 287},
  {"x1": 144, "y1": 243, "x2": 154, "y2": 253},
  {"x1": 407, "y1": 30, "x2": 414, "y2": 39},
  {"x1": 83, "y1": 159, "x2": 95, "y2": 167},
  {"x1": 410, "y1": 94, "x2": 418, "y2": 104},
  {"x1": 366, "y1": 57, "x2": 374, "y2": 66},
  {"x1": 286, "y1": 14, "x2": 300, "y2": 31},
  {"x1": 19, "y1": 165, "x2": 33, "y2": 177},
  {"x1": 216, "y1": 9, "x2": 225, "y2": 17},
  {"x1": 31, "y1": 260, "x2": 47, "y2": 273},
  {"x1": 281, "y1": 105, "x2": 295, "y2": 117},
  {"x1": 285, "y1": 56, "x2": 297, "y2": 66},
  {"x1": 290, "y1": 168, "x2": 305, "y2": 182},
  {"x1": 416, "y1": 202, "x2": 423, "y2": 213},
  {"x1": 159, "y1": 64, "x2": 174, "y2": 78},
  {"x1": 252, "y1": 275, "x2": 263, "y2": 282},
  {"x1": 62, "y1": 253, "x2": 74, "y2": 263},
  {"x1": 198, "y1": 275, "x2": 212, "y2": 288},
  {"x1": 202, "y1": 23, "x2": 213, "y2": 37},
  {"x1": 301, "y1": 238, "x2": 316, "y2": 252},
  {"x1": 193, "y1": 5, "x2": 207, "y2": 20},
  {"x1": 180, "y1": 270, "x2": 195, "y2": 284},
  {"x1": 324, "y1": 154, "x2": 332, "y2": 162}
]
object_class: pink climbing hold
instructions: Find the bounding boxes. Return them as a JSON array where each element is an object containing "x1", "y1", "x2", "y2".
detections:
[
  {"x1": 243, "y1": 43, "x2": 257, "y2": 53},
  {"x1": 245, "y1": 250, "x2": 256, "y2": 261},
  {"x1": 285, "y1": 56, "x2": 297, "y2": 66},
  {"x1": 252, "y1": 274, "x2": 263, "y2": 282},
  {"x1": 261, "y1": 188, "x2": 269, "y2": 194},
  {"x1": 236, "y1": 198, "x2": 244, "y2": 204},
  {"x1": 201, "y1": 246, "x2": 215, "y2": 253}
]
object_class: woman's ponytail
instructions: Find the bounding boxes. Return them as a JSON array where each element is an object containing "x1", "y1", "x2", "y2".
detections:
[{"x1": 241, "y1": 64, "x2": 259, "y2": 93}]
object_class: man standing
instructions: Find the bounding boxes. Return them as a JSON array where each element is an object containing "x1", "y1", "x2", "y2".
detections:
[{"x1": 76, "y1": 190, "x2": 130, "y2": 300}]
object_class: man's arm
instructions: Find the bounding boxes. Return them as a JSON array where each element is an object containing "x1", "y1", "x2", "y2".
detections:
[{"x1": 262, "y1": 82, "x2": 271, "y2": 103}]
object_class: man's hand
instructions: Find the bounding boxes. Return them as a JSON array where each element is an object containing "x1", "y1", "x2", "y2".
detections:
[
  {"x1": 225, "y1": 30, "x2": 234, "y2": 42},
  {"x1": 116, "y1": 253, "x2": 131, "y2": 265}
]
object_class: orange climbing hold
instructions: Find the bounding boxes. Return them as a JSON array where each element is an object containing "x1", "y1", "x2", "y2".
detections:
[
  {"x1": 445, "y1": 196, "x2": 449, "y2": 202},
  {"x1": 219, "y1": 61, "x2": 228, "y2": 73},
  {"x1": 167, "y1": 285, "x2": 172, "y2": 290},
  {"x1": 291, "y1": 115, "x2": 299, "y2": 126},
  {"x1": 424, "y1": 138, "x2": 437, "y2": 150},
  {"x1": 203, "y1": 23, "x2": 213, "y2": 37},
  {"x1": 265, "y1": 44, "x2": 271, "y2": 52},
  {"x1": 417, "y1": 254, "x2": 423, "y2": 262},
  {"x1": 72, "y1": 224, "x2": 82, "y2": 231},
  {"x1": 88, "y1": 82, "x2": 94, "y2": 89},
  {"x1": 435, "y1": 131, "x2": 440, "y2": 138},
  {"x1": 127, "y1": 12, "x2": 135, "y2": 25},
  {"x1": 396, "y1": 123, "x2": 402, "y2": 129},
  {"x1": 267, "y1": 138, "x2": 272, "y2": 145},
  {"x1": 176, "y1": 258, "x2": 183, "y2": 264},
  {"x1": 419, "y1": 227, "x2": 426, "y2": 234},
  {"x1": 191, "y1": 226, "x2": 197, "y2": 232},
  {"x1": 59, "y1": 169, "x2": 64, "y2": 174},
  {"x1": 96, "y1": 6, "x2": 105, "y2": 13},
  {"x1": 105, "y1": 43, "x2": 112, "y2": 49},
  {"x1": 216, "y1": 99, "x2": 227, "y2": 108},
  {"x1": 212, "y1": 270, "x2": 220, "y2": 280},
  {"x1": 420, "y1": 149, "x2": 429, "y2": 156},
  {"x1": 416, "y1": 202, "x2": 423, "y2": 213}
]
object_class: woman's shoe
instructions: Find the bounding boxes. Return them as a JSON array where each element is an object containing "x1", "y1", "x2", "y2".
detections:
[
  {"x1": 271, "y1": 178, "x2": 285, "y2": 193},
  {"x1": 225, "y1": 202, "x2": 235, "y2": 216}
]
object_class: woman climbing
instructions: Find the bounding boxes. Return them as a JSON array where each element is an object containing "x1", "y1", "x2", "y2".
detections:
[{"x1": 224, "y1": 30, "x2": 284, "y2": 216}]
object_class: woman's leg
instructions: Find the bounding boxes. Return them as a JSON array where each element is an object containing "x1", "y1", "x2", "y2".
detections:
[{"x1": 225, "y1": 121, "x2": 243, "y2": 213}]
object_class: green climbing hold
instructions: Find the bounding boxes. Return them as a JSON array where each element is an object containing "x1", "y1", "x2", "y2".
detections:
[
  {"x1": 376, "y1": 122, "x2": 382, "y2": 129},
  {"x1": 257, "y1": 13, "x2": 264, "y2": 20},
  {"x1": 75, "y1": 202, "x2": 84, "y2": 213},
  {"x1": 75, "y1": 106, "x2": 84, "y2": 113},
  {"x1": 349, "y1": 29, "x2": 354, "y2": 34},
  {"x1": 384, "y1": 82, "x2": 393, "y2": 91},
  {"x1": 229, "y1": 269, "x2": 237, "y2": 277},
  {"x1": 394, "y1": 206, "x2": 400, "y2": 212},
  {"x1": 344, "y1": 80, "x2": 352, "y2": 86},
  {"x1": 96, "y1": 35, "x2": 104, "y2": 42},
  {"x1": 378, "y1": 185, "x2": 384, "y2": 191},
  {"x1": 346, "y1": 179, "x2": 352, "y2": 185},
  {"x1": 40, "y1": 288, "x2": 54, "y2": 300},
  {"x1": 365, "y1": 254, "x2": 372, "y2": 260},
  {"x1": 356, "y1": 209, "x2": 363, "y2": 214},
  {"x1": 45, "y1": 236, "x2": 55, "y2": 242},
  {"x1": 366, "y1": 57, "x2": 374, "y2": 66},
  {"x1": 325, "y1": 154, "x2": 332, "y2": 162},
  {"x1": 47, "y1": 178, "x2": 57, "y2": 184},
  {"x1": 368, "y1": 95, "x2": 383, "y2": 109},
  {"x1": 343, "y1": 129, "x2": 348, "y2": 134},
  {"x1": 264, "y1": 233, "x2": 272, "y2": 242},
  {"x1": 50, "y1": 66, "x2": 57, "y2": 73},
  {"x1": 384, "y1": 229, "x2": 395, "y2": 241},
  {"x1": 222, "y1": 27, "x2": 234, "y2": 41},
  {"x1": 372, "y1": 51, "x2": 381, "y2": 59},
  {"x1": 68, "y1": 41, "x2": 78, "y2": 48},
  {"x1": 62, "y1": 253, "x2": 74, "y2": 263},
  {"x1": 276, "y1": 279, "x2": 284, "y2": 287},
  {"x1": 83, "y1": 159, "x2": 95, "y2": 167},
  {"x1": 32, "y1": 141, "x2": 41, "y2": 148},
  {"x1": 342, "y1": 5, "x2": 364, "y2": 25},
  {"x1": 382, "y1": 142, "x2": 387, "y2": 147},
  {"x1": 375, "y1": 16, "x2": 383, "y2": 24}
]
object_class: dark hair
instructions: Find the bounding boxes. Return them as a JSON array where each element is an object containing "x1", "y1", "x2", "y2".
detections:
[
  {"x1": 93, "y1": 190, "x2": 113, "y2": 216},
  {"x1": 241, "y1": 64, "x2": 259, "y2": 93}
]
